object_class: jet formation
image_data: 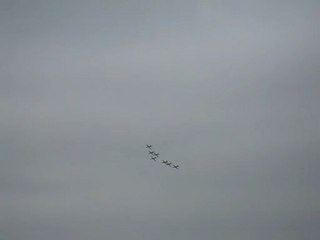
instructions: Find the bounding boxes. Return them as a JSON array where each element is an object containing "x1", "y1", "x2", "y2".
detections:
[{"x1": 146, "y1": 144, "x2": 179, "y2": 169}]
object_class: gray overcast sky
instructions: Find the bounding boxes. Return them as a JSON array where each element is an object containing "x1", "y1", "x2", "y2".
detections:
[{"x1": 1, "y1": 0, "x2": 319, "y2": 239}]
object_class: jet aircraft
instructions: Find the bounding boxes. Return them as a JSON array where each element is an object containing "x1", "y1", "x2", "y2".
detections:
[
  {"x1": 172, "y1": 164, "x2": 179, "y2": 169},
  {"x1": 165, "y1": 162, "x2": 172, "y2": 166},
  {"x1": 154, "y1": 153, "x2": 160, "y2": 157},
  {"x1": 146, "y1": 144, "x2": 152, "y2": 149},
  {"x1": 162, "y1": 160, "x2": 168, "y2": 164},
  {"x1": 148, "y1": 150, "x2": 155, "y2": 155},
  {"x1": 151, "y1": 156, "x2": 157, "y2": 161}
]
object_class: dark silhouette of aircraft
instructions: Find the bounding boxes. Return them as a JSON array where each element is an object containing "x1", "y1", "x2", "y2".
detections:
[{"x1": 145, "y1": 145, "x2": 179, "y2": 169}]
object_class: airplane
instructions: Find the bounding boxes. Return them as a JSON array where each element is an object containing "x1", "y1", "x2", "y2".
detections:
[
  {"x1": 151, "y1": 156, "x2": 157, "y2": 161},
  {"x1": 154, "y1": 153, "x2": 160, "y2": 157},
  {"x1": 162, "y1": 160, "x2": 168, "y2": 164},
  {"x1": 146, "y1": 144, "x2": 152, "y2": 149},
  {"x1": 165, "y1": 162, "x2": 172, "y2": 166},
  {"x1": 172, "y1": 164, "x2": 179, "y2": 169},
  {"x1": 148, "y1": 150, "x2": 155, "y2": 155}
]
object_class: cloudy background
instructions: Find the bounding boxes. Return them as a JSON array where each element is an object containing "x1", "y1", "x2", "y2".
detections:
[{"x1": 1, "y1": 0, "x2": 320, "y2": 239}]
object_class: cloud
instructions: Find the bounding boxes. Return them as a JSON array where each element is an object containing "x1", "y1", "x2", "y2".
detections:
[{"x1": 1, "y1": 1, "x2": 319, "y2": 239}]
